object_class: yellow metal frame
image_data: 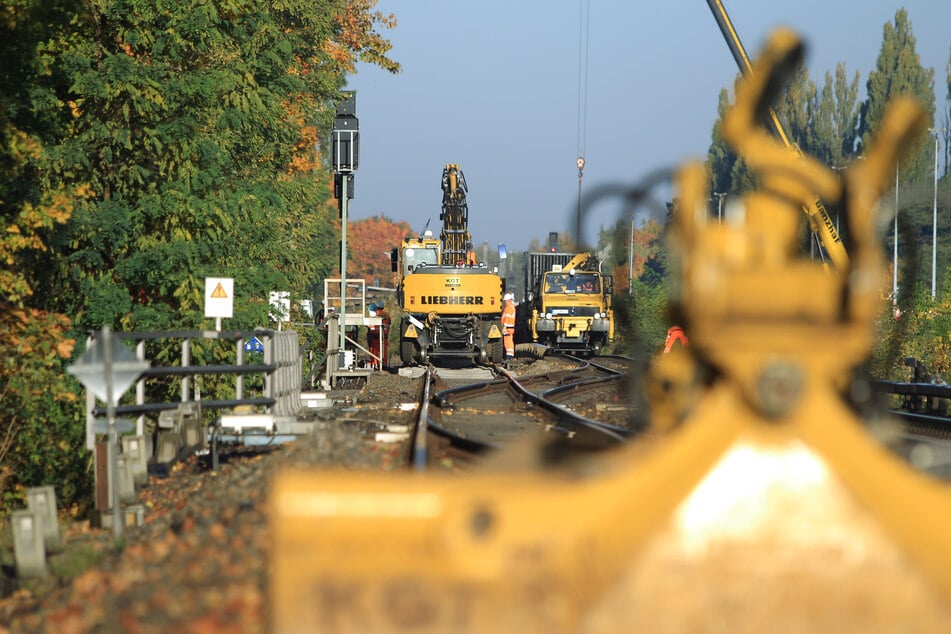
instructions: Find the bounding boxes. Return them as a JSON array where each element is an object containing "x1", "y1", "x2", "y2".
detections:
[{"x1": 271, "y1": 31, "x2": 951, "y2": 632}]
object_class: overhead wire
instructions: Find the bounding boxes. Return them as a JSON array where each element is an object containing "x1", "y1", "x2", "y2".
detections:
[
  {"x1": 576, "y1": 0, "x2": 590, "y2": 163},
  {"x1": 575, "y1": 0, "x2": 591, "y2": 245}
]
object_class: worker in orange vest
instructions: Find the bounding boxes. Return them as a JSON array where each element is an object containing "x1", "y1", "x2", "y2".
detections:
[
  {"x1": 501, "y1": 292, "x2": 516, "y2": 360},
  {"x1": 663, "y1": 325, "x2": 688, "y2": 354},
  {"x1": 367, "y1": 302, "x2": 391, "y2": 369}
]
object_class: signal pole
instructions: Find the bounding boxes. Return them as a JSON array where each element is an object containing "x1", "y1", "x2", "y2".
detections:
[
  {"x1": 332, "y1": 92, "x2": 359, "y2": 360},
  {"x1": 894, "y1": 165, "x2": 899, "y2": 304},
  {"x1": 931, "y1": 128, "x2": 944, "y2": 299}
]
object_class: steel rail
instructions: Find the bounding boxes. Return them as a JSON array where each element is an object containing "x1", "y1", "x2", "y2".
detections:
[
  {"x1": 410, "y1": 366, "x2": 435, "y2": 471},
  {"x1": 423, "y1": 356, "x2": 632, "y2": 461}
]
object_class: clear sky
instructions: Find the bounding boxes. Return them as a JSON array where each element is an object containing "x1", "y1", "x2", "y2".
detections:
[{"x1": 343, "y1": 1, "x2": 951, "y2": 253}]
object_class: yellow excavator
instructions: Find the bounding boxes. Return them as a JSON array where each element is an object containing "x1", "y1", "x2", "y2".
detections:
[{"x1": 391, "y1": 164, "x2": 505, "y2": 366}]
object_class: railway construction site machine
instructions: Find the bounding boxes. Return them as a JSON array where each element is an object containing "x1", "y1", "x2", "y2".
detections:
[
  {"x1": 522, "y1": 234, "x2": 614, "y2": 355},
  {"x1": 391, "y1": 164, "x2": 505, "y2": 366}
]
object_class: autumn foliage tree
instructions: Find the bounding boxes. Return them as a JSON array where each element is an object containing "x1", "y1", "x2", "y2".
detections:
[
  {"x1": 347, "y1": 215, "x2": 413, "y2": 287},
  {"x1": 0, "y1": 0, "x2": 399, "y2": 513}
]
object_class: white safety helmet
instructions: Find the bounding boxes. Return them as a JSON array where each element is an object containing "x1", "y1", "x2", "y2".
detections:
[{"x1": 503, "y1": 292, "x2": 514, "y2": 301}]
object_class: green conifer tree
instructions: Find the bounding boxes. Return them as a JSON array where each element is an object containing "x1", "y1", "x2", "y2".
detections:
[{"x1": 859, "y1": 8, "x2": 935, "y2": 184}]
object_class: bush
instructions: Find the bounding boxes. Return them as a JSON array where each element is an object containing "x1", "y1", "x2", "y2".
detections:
[{"x1": 0, "y1": 305, "x2": 90, "y2": 516}]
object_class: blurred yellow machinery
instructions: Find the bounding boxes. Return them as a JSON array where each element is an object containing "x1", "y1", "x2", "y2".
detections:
[{"x1": 271, "y1": 30, "x2": 951, "y2": 632}]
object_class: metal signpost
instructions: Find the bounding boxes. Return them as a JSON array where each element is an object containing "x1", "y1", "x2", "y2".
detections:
[
  {"x1": 332, "y1": 92, "x2": 359, "y2": 367},
  {"x1": 68, "y1": 326, "x2": 148, "y2": 541}
]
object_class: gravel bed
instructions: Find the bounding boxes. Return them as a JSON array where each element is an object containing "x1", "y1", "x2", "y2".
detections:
[{"x1": 0, "y1": 369, "x2": 424, "y2": 634}]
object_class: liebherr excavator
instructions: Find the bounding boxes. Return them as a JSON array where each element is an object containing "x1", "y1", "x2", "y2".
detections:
[{"x1": 391, "y1": 164, "x2": 505, "y2": 366}]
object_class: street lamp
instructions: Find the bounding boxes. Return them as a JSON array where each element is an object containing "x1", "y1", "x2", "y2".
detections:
[
  {"x1": 894, "y1": 164, "x2": 899, "y2": 304},
  {"x1": 628, "y1": 218, "x2": 634, "y2": 295},
  {"x1": 714, "y1": 192, "x2": 726, "y2": 223},
  {"x1": 931, "y1": 127, "x2": 944, "y2": 299}
]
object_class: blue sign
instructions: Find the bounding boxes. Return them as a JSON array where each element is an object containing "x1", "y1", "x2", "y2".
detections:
[{"x1": 243, "y1": 336, "x2": 264, "y2": 352}]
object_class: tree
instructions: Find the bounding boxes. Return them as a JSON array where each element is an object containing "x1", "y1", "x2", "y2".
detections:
[
  {"x1": 808, "y1": 63, "x2": 862, "y2": 168},
  {"x1": 859, "y1": 8, "x2": 935, "y2": 184},
  {"x1": 775, "y1": 66, "x2": 816, "y2": 152},
  {"x1": 28, "y1": 0, "x2": 401, "y2": 335},
  {"x1": 0, "y1": 0, "x2": 400, "y2": 512},
  {"x1": 707, "y1": 87, "x2": 738, "y2": 197},
  {"x1": 347, "y1": 215, "x2": 412, "y2": 287},
  {"x1": 0, "y1": 0, "x2": 89, "y2": 511},
  {"x1": 598, "y1": 208, "x2": 672, "y2": 354}
]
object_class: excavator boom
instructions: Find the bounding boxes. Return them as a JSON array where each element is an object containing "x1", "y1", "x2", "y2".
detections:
[{"x1": 706, "y1": 0, "x2": 849, "y2": 272}]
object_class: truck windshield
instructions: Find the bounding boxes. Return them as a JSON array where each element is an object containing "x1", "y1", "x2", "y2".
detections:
[
  {"x1": 547, "y1": 272, "x2": 599, "y2": 293},
  {"x1": 405, "y1": 248, "x2": 439, "y2": 272}
]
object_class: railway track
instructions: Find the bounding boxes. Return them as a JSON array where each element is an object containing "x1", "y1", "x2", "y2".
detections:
[
  {"x1": 410, "y1": 355, "x2": 636, "y2": 469},
  {"x1": 882, "y1": 409, "x2": 951, "y2": 480}
]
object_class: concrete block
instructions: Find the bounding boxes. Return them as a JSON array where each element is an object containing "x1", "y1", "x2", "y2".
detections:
[
  {"x1": 26, "y1": 486, "x2": 61, "y2": 552},
  {"x1": 121, "y1": 435, "x2": 149, "y2": 487},
  {"x1": 124, "y1": 504, "x2": 145, "y2": 527},
  {"x1": 157, "y1": 408, "x2": 179, "y2": 429},
  {"x1": 155, "y1": 429, "x2": 181, "y2": 464},
  {"x1": 12, "y1": 510, "x2": 47, "y2": 579},
  {"x1": 182, "y1": 417, "x2": 203, "y2": 449},
  {"x1": 116, "y1": 455, "x2": 136, "y2": 504},
  {"x1": 100, "y1": 504, "x2": 145, "y2": 529}
]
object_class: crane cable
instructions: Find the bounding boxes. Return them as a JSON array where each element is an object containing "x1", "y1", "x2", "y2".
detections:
[{"x1": 575, "y1": 0, "x2": 590, "y2": 244}]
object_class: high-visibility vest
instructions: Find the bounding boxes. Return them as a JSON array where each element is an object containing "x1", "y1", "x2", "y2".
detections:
[{"x1": 501, "y1": 302, "x2": 516, "y2": 328}]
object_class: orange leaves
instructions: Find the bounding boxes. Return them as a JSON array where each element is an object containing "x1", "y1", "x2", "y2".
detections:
[
  {"x1": 0, "y1": 304, "x2": 75, "y2": 388},
  {"x1": 326, "y1": 0, "x2": 401, "y2": 75},
  {"x1": 1, "y1": 183, "x2": 81, "y2": 303},
  {"x1": 56, "y1": 338, "x2": 76, "y2": 359},
  {"x1": 286, "y1": 125, "x2": 320, "y2": 175},
  {"x1": 348, "y1": 215, "x2": 412, "y2": 286}
]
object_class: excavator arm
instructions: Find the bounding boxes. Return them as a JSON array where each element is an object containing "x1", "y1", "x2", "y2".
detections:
[
  {"x1": 560, "y1": 252, "x2": 593, "y2": 273},
  {"x1": 706, "y1": 0, "x2": 849, "y2": 272},
  {"x1": 440, "y1": 163, "x2": 472, "y2": 266}
]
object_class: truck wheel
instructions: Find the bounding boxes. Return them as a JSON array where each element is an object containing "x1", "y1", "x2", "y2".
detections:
[
  {"x1": 488, "y1": 338, "x2": 503, "y2": 363},
  {"x1": 400, "y1": 340, "x2": 416, "y2": 366}
]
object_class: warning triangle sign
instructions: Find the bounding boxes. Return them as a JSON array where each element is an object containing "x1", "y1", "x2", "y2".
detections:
[{"x1": 211, "y1": 283, "x2": 228, "y2": 299}]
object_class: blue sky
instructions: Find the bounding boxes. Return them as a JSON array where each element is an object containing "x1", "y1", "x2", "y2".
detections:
[{"x1": 344, "y1": 1, "x2": 951, "y2": 253}]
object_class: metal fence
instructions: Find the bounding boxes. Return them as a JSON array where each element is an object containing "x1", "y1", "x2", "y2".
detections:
[{"x1": 82, "y1": 329, "x2": 302, "y2": 444}]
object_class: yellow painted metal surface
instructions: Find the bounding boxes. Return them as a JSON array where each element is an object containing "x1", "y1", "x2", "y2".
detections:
[
  {"x1": 401, "y1": 269, "x2": 502, "y2": 316},
  {"x1": 271, "y1": 30, "x2": 951, "y2": 632}
]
